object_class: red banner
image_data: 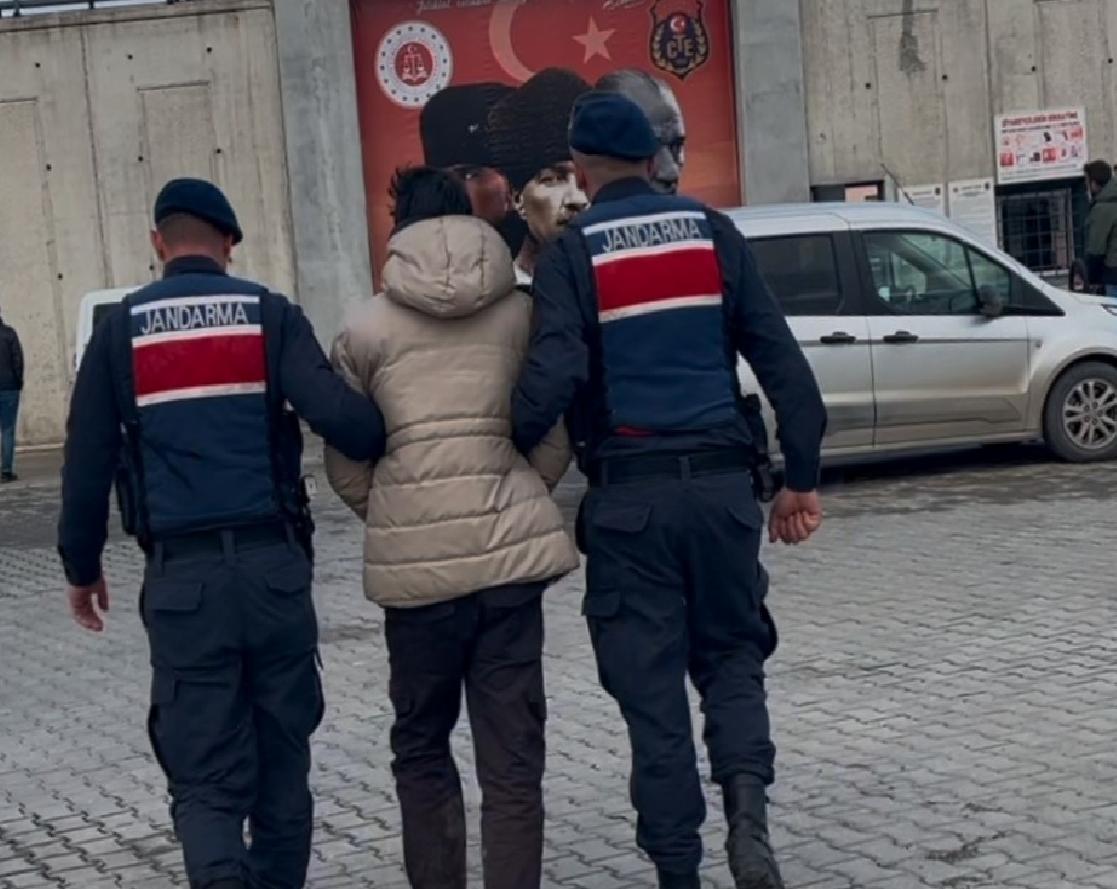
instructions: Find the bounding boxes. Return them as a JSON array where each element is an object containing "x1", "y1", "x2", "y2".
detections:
[{"x1": 351, "y1": 0, "x2": 741, "y2": 273}]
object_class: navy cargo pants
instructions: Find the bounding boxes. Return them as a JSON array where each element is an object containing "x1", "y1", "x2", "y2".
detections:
[
  {"x1": 141, "y1": 526, "x2": 323, "y2": 889},
  {"x1": 578, "y1": 469, "x2": 778, "y2": 875}
]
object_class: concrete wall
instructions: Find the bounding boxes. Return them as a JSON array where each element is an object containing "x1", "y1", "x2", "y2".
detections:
[
  {"x1": 801, "y1": 0, "x2": 1117, "y2": 189},
  {"x1": 0, "y1": 0, "x2": 293, "y2": 446},
  {"x1": 733, "y1": 0, "x2": 811, "y2": 203},
  {"x1": 272, "y1": 0, "x2": 371, "y2": 344}
]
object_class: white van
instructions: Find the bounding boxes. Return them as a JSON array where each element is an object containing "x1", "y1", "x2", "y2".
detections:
[{"x1": 74, "y1": 287, "x2": 139, "y2": 373}]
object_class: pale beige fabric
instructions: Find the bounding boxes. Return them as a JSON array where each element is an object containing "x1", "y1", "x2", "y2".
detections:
[{"x1": 324, "y1": 215, "x2": 578, "y2": 608}]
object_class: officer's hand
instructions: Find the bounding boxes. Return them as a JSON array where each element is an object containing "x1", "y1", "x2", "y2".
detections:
[
  {"x1": 68, "y1": 578, "x2": 110, "y2": 632},
  {"x1": 768, "y1": 490, "x2": 822, "y2": 545}
]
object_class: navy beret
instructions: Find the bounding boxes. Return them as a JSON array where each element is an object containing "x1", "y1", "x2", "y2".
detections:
[
  {"x1": 569, "y1": 90, "x2": 659, "y2": 161},
  {"x1": 154, "y1": 178, "x2": 243, "y2": 245}
]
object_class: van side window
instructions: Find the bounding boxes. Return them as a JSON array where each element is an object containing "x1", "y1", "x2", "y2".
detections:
[
  {"x1": 749, "y1": 235, "x2": 844, "y2": 316},
  {"x1": 967, "y1": 247, "x2": 1013, "y2": 306},
  {"x1": 864, "y1": 231, "x2": 978, "y2": 315}
]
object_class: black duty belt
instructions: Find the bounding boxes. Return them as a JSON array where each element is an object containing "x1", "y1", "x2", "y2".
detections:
[
  {"x1": 152, "y1": 522, "x2": 292, "y2": 561},
  {"x1": 586, "y1": 449, "x2": 754, "y2": 487}
]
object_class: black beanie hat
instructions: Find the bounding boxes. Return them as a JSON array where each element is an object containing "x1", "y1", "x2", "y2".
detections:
[
  {"x1": 487, "y1": 68, "x2": 591, "y2": 192},
  {"x1": 420, "y1": 82, "x2": 514, "y2": 169}
]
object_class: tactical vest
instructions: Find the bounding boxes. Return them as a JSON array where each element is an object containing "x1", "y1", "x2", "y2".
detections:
[
  {"x1": 114, "y1": 272, "x2": 282, "y2": 538},
  {"x1": 575, "y1": 192, "x2": 739, "y2": 434}
]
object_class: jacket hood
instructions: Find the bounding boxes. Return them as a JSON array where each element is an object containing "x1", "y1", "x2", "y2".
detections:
[
  {"x1": 1098, "y1": 179, "x2": 1117, "y2": 204},
  {"x1": 382, "y1": 216, "x2": 516, "y2": 319}
]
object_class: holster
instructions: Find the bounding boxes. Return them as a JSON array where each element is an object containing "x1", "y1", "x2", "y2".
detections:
[{"x1": 742, "y1": 394, "x2": 780, "y2": 503}]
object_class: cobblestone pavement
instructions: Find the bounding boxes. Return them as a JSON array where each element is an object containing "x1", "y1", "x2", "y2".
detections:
[{"x1": 3, "y1": 447, "x2": 1117, "y2": 888}]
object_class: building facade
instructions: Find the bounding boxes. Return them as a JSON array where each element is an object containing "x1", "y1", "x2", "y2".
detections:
[{"x1": 2, "y1": 0, "x2": 1115, "y2": 444}]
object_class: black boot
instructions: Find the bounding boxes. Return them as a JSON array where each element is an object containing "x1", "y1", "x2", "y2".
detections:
[
  {"x1": 202, "y1": 881, "x2": 245, "y2": 889},
  {"x1": 657, "y1": 867, "x2": 701, "y2": 889},
  {"x1": 721, "y1": 775, "x2": 785, "y2": 889}
]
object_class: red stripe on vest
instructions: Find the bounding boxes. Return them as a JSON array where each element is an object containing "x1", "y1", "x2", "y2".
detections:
[
  {"x1": 594, "y1": 246, "x2": 722, "y2": 314},
  {"x1": 133, "y1": 333, "x2": 266, "y2": 399}
]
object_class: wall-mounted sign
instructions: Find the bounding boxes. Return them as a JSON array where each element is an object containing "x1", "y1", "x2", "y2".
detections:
[
  {"x1": 995, "y1": 107, "x2": 1087, "y2": 185},
  {"x1": 948, "y1": 178, "x2": 997, "y2": 249},
  {"x1": 350, "y1": 0, "x2": 741, "y2": 273},
  {"x1": 903, "y1": 184, "x2": 945, "y2": 215}
]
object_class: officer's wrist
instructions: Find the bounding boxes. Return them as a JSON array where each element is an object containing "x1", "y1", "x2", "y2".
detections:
[{"x1": 60, "y1": 549, "x2": 102, "y2": 588}]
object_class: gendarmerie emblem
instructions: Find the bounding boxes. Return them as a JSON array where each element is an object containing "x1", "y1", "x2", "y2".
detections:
[{"x1": 650, "y1": 0, "x2": 710, "y2": 80}]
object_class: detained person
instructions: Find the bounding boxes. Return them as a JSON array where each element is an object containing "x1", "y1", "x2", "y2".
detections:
[{"x1": 323, "y1": 167, "x2": 579, "y2": 889}]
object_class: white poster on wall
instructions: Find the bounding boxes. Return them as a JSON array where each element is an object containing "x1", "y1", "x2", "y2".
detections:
[
  {"x1": 948, "y1": 178, "x2": 998, "y2": 249},
  {"x1": 902, "y1": 184, "x2": 946, "y2": 215},
  {"x1": 995, "y1": 107, "x2": 1087, "y2": 184}
]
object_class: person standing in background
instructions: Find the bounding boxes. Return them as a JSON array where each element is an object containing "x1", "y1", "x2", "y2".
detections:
[
  {"x1": 0, "y1": 307, "x2": 24, "y2": 483},
  {"x1": 1083, "y1": 160, "x2": 1117, "y2": 295}
]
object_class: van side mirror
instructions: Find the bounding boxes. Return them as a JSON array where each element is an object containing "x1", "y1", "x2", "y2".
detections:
[{"x1": 978, "y1": 284, "x2": 1006, "y2": 319}]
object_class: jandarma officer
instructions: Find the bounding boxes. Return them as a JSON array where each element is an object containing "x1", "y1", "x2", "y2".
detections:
[
  {"x1": 511, "y1": 93, "x2": 827, "y2": 889},
  {"x1": 57, "y1": 178, "x2": 387, "y2": 889}
]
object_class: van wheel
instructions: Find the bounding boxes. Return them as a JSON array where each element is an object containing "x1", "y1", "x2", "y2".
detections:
[{"x1": 1044, "y1": 362, "x2": 1117, "y2": 462}]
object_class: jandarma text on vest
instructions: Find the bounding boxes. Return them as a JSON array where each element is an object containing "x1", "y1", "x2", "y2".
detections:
[{"x1": 135, "y1": 298, "x2": 253, "y2": 336}]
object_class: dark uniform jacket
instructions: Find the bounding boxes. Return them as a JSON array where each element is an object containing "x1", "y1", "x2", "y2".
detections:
[
  {"x1": 58, "y1": 256, "x2": 386, "y2": 586},
  {"x1": 1086, "y1": 178, "x2": 1117, "y2": 288},
  {"x1": 0, "y1": 320, "x2": 23, "y2": 392},
  {"x1": 511, "y1": 177, "x2": 826, "y2": 492}
]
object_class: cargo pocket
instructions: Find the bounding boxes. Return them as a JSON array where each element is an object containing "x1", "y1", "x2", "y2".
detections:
[
  {"x1": 143, "y1": 579, "x2": 208, "y2": 669},
  {"x1": 584, "y1": 500, "x2": 651, "y2": 596},
  {"x1": 263, "y1": 557, "x2": 313, "y2": 597},
  {"x1": 144, "y1": 579, "x2": 203, "y2": 614}
]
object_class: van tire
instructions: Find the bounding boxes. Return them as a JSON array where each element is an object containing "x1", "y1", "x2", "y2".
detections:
[{"x1": 1043, "y1": 362, "x2": 1117, "y2": 462}]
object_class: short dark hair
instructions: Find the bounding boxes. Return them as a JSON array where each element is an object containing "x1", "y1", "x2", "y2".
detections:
[
  {"x1": 156, "y1": 212, "x2": 228, "y2": 250},
  {"x1": 1085, "y1": 159, "x2": 1112, "y2": 187},
  {"x1": 388, "y1": 166, "x2": 472, "y2": 232}
]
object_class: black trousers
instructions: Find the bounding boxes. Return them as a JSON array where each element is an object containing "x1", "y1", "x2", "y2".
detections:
[
  {"x1": 578, "y1": 470, "x2": 778, "y2": 875},
  {"x1": 384, "y1": 583, "x2": 547, "y2": 889},
  {"x1": 142, "y1": 530, "x2": 323, "y2": 889}
]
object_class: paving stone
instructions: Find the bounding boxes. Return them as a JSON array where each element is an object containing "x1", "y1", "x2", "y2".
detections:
[{"x1": 3, "y1": 453, "x2": 1117, "y2": 886}]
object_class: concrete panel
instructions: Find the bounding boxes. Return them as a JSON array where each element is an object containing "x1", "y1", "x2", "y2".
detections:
[
  {"x1": 140, "y1": 84, "x2": 219, "y2": 195},
  {"x1": 82, "y1": 4, "x2": 294, "y2": 296},
  {"x1": 939, "y1": 0, "x2": 992, "y2": 180},
  {"x1": 871, "y1": 10, "x2": 945, "y2": 186},
  {"x1": 0, "y1": 25, "x2": 104, "y2": 446},
  {"x1": 733, "y1": 0, "x2": 810, "y2": 203},
  {"x1": 0, "y1": 101, "x2": 68, "y2": 444},
  {"x1": 987, "y1": 0, "x2": 1041, "y2": 114},
  {"x1": 801, "y1": 0, "x2": 1117, "y2": 198},
  {"x1": 802, "y1": 0, "x2": 882, "y2": 184},
  {"x1": 0, "y1": 1, "x2": 294, "y2": 445},
  {"x1": 1103, "y1": 1, "x2": 1117, "y2": 161},
  {"x1": 1037, "y1": 0, "x2": 1109, "y2": 142},
  {"x1": 273, "y1": 0, "x2": 372, "y2": 344}
]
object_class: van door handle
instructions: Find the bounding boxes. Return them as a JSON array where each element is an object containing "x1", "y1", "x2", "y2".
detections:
[
  {"x1": 882, "y1": 330, "x2": 919, "y2": 344},
  {"x1": 819, "y1": 332, "x2": 857, "y2": 345}
]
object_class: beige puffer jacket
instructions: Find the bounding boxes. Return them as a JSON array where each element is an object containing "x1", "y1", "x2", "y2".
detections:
[{"x1": 324, "y1": 215, "x2": 579, "y2": 608}]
